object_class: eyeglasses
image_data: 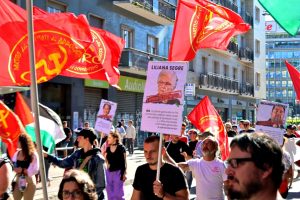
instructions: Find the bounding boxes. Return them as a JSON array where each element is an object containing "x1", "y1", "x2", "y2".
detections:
[
  {"x1": 225, "y1": 157, "x2": 254, "y2": 169},
  {"x1": 62, "y1": 190, "x2": 83, "y2": 199}
]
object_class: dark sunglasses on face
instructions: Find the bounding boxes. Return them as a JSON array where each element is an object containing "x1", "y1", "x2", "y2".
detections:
[{"x1": 225, "y1": 157, "x2": 254, "y2": 169}]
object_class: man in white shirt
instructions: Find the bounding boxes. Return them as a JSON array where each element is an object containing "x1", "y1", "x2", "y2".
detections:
[
  {"x1": 178, "y1": 136, "x2": 227, "y2": 200},
  {"x1": 126, "y1": 120, "x2": 136, "y2": 154}
]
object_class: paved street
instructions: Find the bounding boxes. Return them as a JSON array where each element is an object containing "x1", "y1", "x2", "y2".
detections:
[{"x1": 34, "y1": 149, "x2": 300, "y2": 200}]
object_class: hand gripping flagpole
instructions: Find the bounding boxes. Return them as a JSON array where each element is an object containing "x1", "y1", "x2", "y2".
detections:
[
  {"x1": 26, "y1": 0, "x2": 49, "y2": 199},
  {"x1": 156, "y1": 133, "x2": 164, "y2": 181}
]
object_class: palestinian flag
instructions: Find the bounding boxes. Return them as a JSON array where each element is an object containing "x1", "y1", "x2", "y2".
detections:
[{"x1": 14, "y1": 92, "x2": 65, "y2": 153}]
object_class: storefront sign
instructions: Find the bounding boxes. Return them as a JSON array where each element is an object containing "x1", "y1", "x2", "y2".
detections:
[
  {"x1": 118, "y1": 76, "x2": 145, "y2": 93},
  {"x1": 84, "y1": 79, "x2": 109, "y2": 88}
]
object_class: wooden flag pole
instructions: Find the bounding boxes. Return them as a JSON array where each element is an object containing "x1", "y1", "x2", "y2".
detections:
[
  {"x1": 26, "y1": 0, "x2": 49, "y2": 199},
  {"x1": 156, "y1": 133, "x2": 163, "y2": 181}
]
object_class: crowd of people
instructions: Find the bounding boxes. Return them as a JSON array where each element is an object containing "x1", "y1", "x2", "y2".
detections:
[{"x1": 0, "y1": 118, "x2": 300, "y2": 200}]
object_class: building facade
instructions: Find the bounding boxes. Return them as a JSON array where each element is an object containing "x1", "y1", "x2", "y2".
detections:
[
  {"x1": 11, "y1": 0, "x2": 265, "y2": 146},
  {"x1": 265, "y1": 20, "x2": 300, "y2": 117},
  {"x1": 186, "y1": 0, "x2": 266, "y2": 124}
]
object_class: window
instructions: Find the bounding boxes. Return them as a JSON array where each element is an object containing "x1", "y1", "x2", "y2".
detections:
[
  {"x1": 242, "y1": 70, "x2": 245, "y2": 83},
  {"x1": 270, "y1": 81, "x2": 275, "y2": 86},
  {"x1": 89, "y1": 14, "x2": 104, "y2": 29},
  {"x1": 255, "y1": 6, "x2": 260, "y2": 22},
  {"x1": 288, "y1": 81, "x2": 293, "y2": 87},
  {"x1": 47, "y1": 1, "x2": 66, "y2": 13},
  {"x1": 255, "y1": 72, "x2": 261, "y2": 87},
  {"x1": 282, "y1": 71, "x2": 287, "y2": 78},
  {"x1": 121, "y1": 25, "x2": 134, "y2": 48},
  {"x1": 233, "y1": 68, "x2": 238, "y2": 80},
  {"x1": 282, "y1": 81, "x2": 287, "y2": 87},
  {"x1": 202, "y1": 57, "x2": 207, "y2": 74},
  {"x1": 255, "y1": 39, "x2": 260, "y2": 54},
  {"x1": 224, "y1": 64, "x2": 229, "y2": 77},
  {"x1": 213, "y1": 61, "x2": 220, "y2": 74},
  {"x1": 147, "y1": 35, "x2": 158, "y2": 55}
]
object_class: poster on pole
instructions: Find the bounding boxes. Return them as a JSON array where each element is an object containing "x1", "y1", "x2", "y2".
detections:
[
  {"x1": 94, "y1": 99, "x2": 117, "y2": 134},
  {"x1": 256, "y1": 100, "x2": 288, "y2": 144},
  {"x1": 141, "y1": 61, "x2": 188, "y2": 135}
]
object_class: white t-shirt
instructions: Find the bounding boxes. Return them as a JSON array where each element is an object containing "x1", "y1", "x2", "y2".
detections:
[{"x1": 187, "y1": 158, "x2": 227, "y2": 200}]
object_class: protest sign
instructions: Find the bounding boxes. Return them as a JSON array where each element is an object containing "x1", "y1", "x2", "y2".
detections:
[{"x1": 95, "y1": 99, "x2": 117, "y2": 134}]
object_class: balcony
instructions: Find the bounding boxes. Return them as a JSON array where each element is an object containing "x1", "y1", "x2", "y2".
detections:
[
  {"x1": 239, "y1": 82, "x2": 254, "y2": 96},
  {"x1": 240, "y1": 11, "x2": 253, "y2": 27},
  {"x1": 227, "y1": 41, "x2": 238, "y2": 55},
  {"x1": 199, "y1": 73, "x2": 239, "y2": 93},
  {"x1": 214, "y1": 0, "x2": 238, "y2": 13},
  {"x1": 113, "y1": 0, "x2": 175, "y2": 25},
  {"x1": 239, "y1": 47, "x2": 253, "y2": 62},
  {"x1": 119, "y1": 48, "x2": 167, "y2": 70}
]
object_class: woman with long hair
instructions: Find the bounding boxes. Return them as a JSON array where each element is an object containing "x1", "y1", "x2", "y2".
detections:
[
  {"x1": 104, "y1": 131, "x2": 127, "y2": 200},
  {"x1": 12, "y1": 133, "x2": 39, "y2": 200},
  {"x1": 58, "y1": 169, "x2": 97, "y2": 200}
]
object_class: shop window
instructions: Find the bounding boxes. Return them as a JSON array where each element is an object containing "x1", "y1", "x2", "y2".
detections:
[{"x1": 255, "y1": 72, "x2": 261, "y2": 87}]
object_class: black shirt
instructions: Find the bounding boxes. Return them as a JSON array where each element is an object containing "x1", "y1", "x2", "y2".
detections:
[
  {"x1": 165, "y1": 140, "x2": 192, "y2": 163},
  {"x1": 133, "y1": 163, "x2": 187, "y2": 200},
  {"x1": 106, "y1": 144, "x2": 126, "y2": 178}
]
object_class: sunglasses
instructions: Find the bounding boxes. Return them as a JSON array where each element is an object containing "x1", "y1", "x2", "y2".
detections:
[{"x1": 225, "y1": 157, "x2": 254, "y2": 169}]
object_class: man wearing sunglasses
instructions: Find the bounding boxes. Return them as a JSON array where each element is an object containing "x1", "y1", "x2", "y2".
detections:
[{"x1": 225, "y1": 133, "x2": 284, "y2": 200}]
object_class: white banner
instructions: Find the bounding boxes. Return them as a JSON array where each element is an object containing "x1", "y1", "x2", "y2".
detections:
[
  {"x1": 141, "y1": 61, "x2": 188, "y2": 135},
  {"x1": 256, "y1": 100, "x2": 288, "y2": 145},
  {"x1": 94, "y1": 99, "x2": 117, "y2": 135}
]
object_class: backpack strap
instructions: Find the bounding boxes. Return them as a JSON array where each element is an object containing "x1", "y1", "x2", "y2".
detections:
[{"x1": 79, "y1": 155, "x2": 92, "y2": 170}]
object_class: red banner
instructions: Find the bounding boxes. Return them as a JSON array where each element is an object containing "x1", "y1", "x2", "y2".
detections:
[
  {"x1": 33, "y1": 6, "x2": 125, "y2": 87},
  {"x1": 286, "y1": 61, "x2": 300, "y2": 101},
  {"x1": 188, "y1": 96, "x2": 229, "y2": 160},
  {"x1": 0, "y1": 0, "x2": 93, "y2": 86},
  {"x1": 0, "y1": 101, "x2": 25, "y2": 158},
  {"x1": 169, "y1": 0, "x2": 250, "y2": 61}
]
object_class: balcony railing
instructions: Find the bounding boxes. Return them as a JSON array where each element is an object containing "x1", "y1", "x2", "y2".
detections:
[
  {"x1": 119, "y1": 48, "x2": 167, "y2": 70},
  {"x1": 240, "y1": 11, "x2": 253, "y2": 26},
  {"x1": 239, "y1": 47, "x2": 253, "y2": 62},
  {"x1": 199, "y1": 73, "x2": 254, "y2": 96},
  {"x1": 199, "y1": 73, "x2": 239, "y2": 93},
  {"x1": 227, "y1": 41, "x2": 238, "y2": 55},
  {"x1": 158, "y1": 0, "x2": 176, "y2": 21},
  {"x1": 214, "y1": 0, "x2": 238, "y2": 12},
  {"x1": 132, "y1": 0, "x2": 153, "y2": 11},
  {"x1": 239, "y1": 83, "x2": 254, "y2": 96}
]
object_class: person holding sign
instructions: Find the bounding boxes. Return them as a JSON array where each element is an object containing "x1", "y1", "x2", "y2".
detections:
[
  {"x1": 146, "y1": 70, "x2": 181, "y2": 105},
  {"x1": 256, "y1": 104, "x2": 285, "y2": 128},
  {"x1": 131, "y1": 136, "x2": 189, "y2": 200}
]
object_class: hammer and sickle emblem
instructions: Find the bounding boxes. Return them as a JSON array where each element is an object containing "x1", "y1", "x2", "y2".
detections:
[
  {"x1": 0, "y1": 109, "x2": 10, "y2": 129},
  {"x1": 20, "y1": 45, "x2": 68, "y2": 82}
]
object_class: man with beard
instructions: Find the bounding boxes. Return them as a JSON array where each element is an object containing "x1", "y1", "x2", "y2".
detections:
[
  {"x1": 131, "y1": 135, "x2": 189, "y2": 200},
  {"x1": 178, "y1": 136, "x2": 227, "y2": 200},
  {"x1": 225, "y1": 133, "x2": 284, "y2": 200}
]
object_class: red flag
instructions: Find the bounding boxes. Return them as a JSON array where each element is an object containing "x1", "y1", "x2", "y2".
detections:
[
  {"x1": 33, "y1": 6, "x2": 125, "y2": 87},
  {"x1": 0, "y1": 100, "x2": 25, "y2": 158},
  {"x1": 15, "y1": 92, "x2": 34, "y2": 125},
  {"x1": 188, "y1": 96, "x2": 229, "y2": 160},
  {"x1": 286, "y1": 61, "x2": 300, "y2": 100},
  {"x1": 0, "y1": 0, "x2": 93, "y2": 86},
  {"x1": 169, "y1": 0, "x2": 250, "y2": 61}
]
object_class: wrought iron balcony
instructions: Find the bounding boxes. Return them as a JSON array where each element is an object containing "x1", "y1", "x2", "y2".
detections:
[
  {"x1": 227, "y1": 41, "x2": 238, "y2": 55},
  {"x1": 214, "y1": 0, "x2": 238, "y2": 12},
  {"x1": 199, "y1": 73, "x2": 239, "y2": 93},
  {"x1": 239, "y1": 82, "x2": 254, "y2": 96},
  {"x1": 240, "y1": 11, "x2": 253, "y2": 26},
  {"x1": 113, "y1": 0, "x2": 175, "y2": 25},
  {"x1": 239, "y1": 47, "x2": 253, "y2": 62},
  {"x1": 119, "y1": 48, "x2": 167, "y2": 70}
]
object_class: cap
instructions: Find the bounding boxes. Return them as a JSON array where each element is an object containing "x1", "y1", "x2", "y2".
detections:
[{"x1": 77, "y1": 128, "x2": 97, "y2": 144}]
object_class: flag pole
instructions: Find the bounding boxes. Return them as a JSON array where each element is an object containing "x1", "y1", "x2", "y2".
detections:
[
  {"x1": 26, "y1": 0, "x2": 49, "y2": 199},
  {"x1": 156, "y1": 133, "x2": 163, "y2": 181}
]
